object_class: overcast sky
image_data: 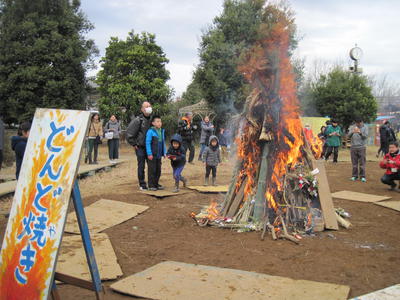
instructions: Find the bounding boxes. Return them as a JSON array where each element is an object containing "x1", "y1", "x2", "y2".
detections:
[{"x1": 81, "y1": 0, "x2": 400, "y2": 96}]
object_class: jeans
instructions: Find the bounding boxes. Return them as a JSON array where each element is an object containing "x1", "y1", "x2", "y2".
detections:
[
  {"x1": 108, "y1": 138, "x2": 119, "y2": 160},
  {"x1": 173, "y1": 165, "x2": 185, "y2": 183},
  {"x1": 182, "y1": 140, "x2": 195, "y2": 163},
  {"x1": 351, "y1": 147, "x2": 366, "y2": 178},
  {"x1": 136, "y1": 147, "x2": 147, "y2": 188},
  {"x1": 205, "y1": 165, "x2": 217, "y2": 178},
  {"x1": 199, "y1": 143, "x2": 207, "y2": 160},
  {"x1": 87, "y1": 138, "x2": 99, "y2": 163},
  {"x1": 381, "y1": 173, "x2": 400, "y2": 187},
  {"x1": 148, "y1": 158, "x2": 162, "y2": 188},
  {"x1": 325, "y1": 146, "x2": 339, "y2": 162}
]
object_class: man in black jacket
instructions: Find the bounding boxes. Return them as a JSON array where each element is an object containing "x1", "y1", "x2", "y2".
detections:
[
  {"x1": 178, "y1": 112, "x2": 196, "y2": 163},
  {"x1": 126, "y1": 102, "x2": 153, "y2": 190}
]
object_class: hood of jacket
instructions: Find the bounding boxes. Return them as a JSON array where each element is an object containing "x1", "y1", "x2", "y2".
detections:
[
  {"x1": 11, "y1": 136, "x2": 27, "y2": 150},
  {"x1": 209, "y1": 135, "x2": 219, "y2": 149},
  {"x1": 170, "y1": 133, "x2": 183, "y2": 146}
]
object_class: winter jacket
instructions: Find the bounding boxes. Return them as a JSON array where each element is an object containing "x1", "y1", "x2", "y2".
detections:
[
  {"x1": 104, "y1": 120, "x2": 121, "y2": 139},
  {"x1": 11, "y1": 136, "x2": 27, "y2": 179},
  {"x1": 0, "y1": 119, "x2": 4, "y2": 150},
  {"x1": 379, "y1": 125, "x2": 396, "y2": 144},
  {"x1": 145, "y1": 127, "x2": 167, "y2": 159},
  {"x1": 325, "y1": 125, "x2": 343, "y2": 147},
  {"x1": 348, "y1": 124, "x2": 368, "y2": 149},
  {"x1": 88, "y1": 120, "x2": 104, "y2": 138},
  {"x1": 218, "y1": 132, "x2": 228, "y2": 147},
  {"x1": 126, "y1": 113, "x2": 152, "y2": 147},
  {"x1": 380, "y1": 151, "x2": 400, "y2": 175},
  {"x1": 178, "y1": 117, "x2": 194, "y2": 142},
  {"x1": 167, "y1": 134, "x2": 186, "y2": 168},
  {"x1": 200, "y1": 121, "x2": 214, "y2": 144},
  {"x1": 202, "y1": 135, "x2": 221, "y2": 166}
]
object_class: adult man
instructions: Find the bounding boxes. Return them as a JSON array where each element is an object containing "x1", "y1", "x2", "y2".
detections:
[
  {"x1": 126, "y1": 102, "x2": 153, "y2": 190},
  {"x1": 349, "y1": 119, "x2": 368, "y2": 182},
  {"x1": 379, "y1": 121, "x2": 396, "y2": 155},
  {"x1": 324, "y1": 120, "x2": 342, "y2": 163},
  {"x1": 178, "y1": 112, "x2": 196, "y2": 163},
  {"x1": 380, "y1": 141, "x2": 400, "y2": 191}
]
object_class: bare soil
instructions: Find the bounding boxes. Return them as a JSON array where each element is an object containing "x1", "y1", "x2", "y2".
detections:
[{"x1": 1, "y1": 145, "x2": 399, "y2": 299}]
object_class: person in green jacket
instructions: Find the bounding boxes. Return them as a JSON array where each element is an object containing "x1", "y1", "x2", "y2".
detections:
[{"x1": 324, "y1": 120, "x2": 343, "y2": 163}]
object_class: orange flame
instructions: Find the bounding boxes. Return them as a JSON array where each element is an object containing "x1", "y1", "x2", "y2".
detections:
[{"x1": 206, "y1": 202, "x2": 220, "y2": 221}]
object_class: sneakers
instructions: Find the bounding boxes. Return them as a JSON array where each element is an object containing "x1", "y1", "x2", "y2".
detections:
[
  {"x1": 360, "y1": 177, "x2": 367, "y2": 183},
  {"x1": 350, "y1": 177, "x2": 357, "y2": 181},
  {"x1": 148, "y1": 187, "x2": 157, "y2": 191},
  {"x1": 139, "y1": 186, "x2": 148, "y2": 191}
]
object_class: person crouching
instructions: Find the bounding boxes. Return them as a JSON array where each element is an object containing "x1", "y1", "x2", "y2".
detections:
[
  {"x1": 202, "y1": 135, "x2": 221, "y2": 186},
  {"x1": 380, "y1": 141, "x2": 400, "y2": 191},
  {"x1": 167, "y1": 134, "x2": 188, "y2": 193},
  {"x1": 145, "y1": 115, "x2": 167, "y2": 191}
]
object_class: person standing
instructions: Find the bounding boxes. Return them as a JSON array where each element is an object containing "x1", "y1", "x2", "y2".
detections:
[
  {"x1": 126, "y1": 102, "x2": 153, "y2": 190},
  {"x1": 324, "y1": 120, "x2": 342, "y2": 163},
  {"x1": 202, "y1": 135, "x2": 221, "y2": 186},
  {"x1": 145, "y1": 116, "x2": 166, "y2": 191},
  {"x1": 379, "y1": 121, "x2": 396, "y2": 156},
  {"x1": 178, "y1": 112, "x2": 196, "y2": 164},
  {"x1": 318, "y1": 126, "x2": 327, "y2": 159},
  {"x1": 349, "y1": 119, "x2": 369, "y2": 182},
  {"x1": 104, "y1": 115, "x2": 121, "y2": 163},
  {"x1": 86, "y1": 113, "x2": 103, "y2": 165},
  {"x1": 0, "y1": 117, "x2": 4, "y2": 171},
  {"x1": 11, "y1": 122, "x2": 31, "y2": 179},
  {"x1": 380, "y1": 141, "x2": 400, "y2": 191},
  {"x1": 167, "y1": 134, "x2": 187, "y2": 192},
  {"x1": 198, "y1": 116, "x2": 214, "y2": 161}
]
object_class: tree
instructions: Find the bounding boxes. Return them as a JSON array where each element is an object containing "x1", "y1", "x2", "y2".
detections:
[
  {"x1": 0, "y1": 0, "x2": 97, "y2": 124},
  {"x1": 312, "y1": 68, "x2": 377, "y2": 129},
  {"x1": 186, "y1": 0, "x2": 299, "y2": 125},
  {"x1": 97, "y1": 31, "x2": 173, "y2": 126}
]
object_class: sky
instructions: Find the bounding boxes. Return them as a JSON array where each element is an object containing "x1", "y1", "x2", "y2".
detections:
[{"x1": 81, "y1": 0, "x2": 400, "y2": 96}]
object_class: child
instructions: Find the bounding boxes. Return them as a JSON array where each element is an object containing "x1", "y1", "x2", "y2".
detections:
[
  {"x1": 218, "y1": 127, "x2": 228, "y2": 161},
  {"x1": 167, "y1": 134, "x2": 187, "y2": 192},
  {"x1": 11, "y1": 122, "x2": 31, "y2": 179},
  {"x1": 379, "y1": 141, "x2": 400, "y2": 191},
  {"x1": 145, "y1": 115, "x2": 167, "y2": 191},
  {"x1": 202, "y1": 135, "x2": 221, "y2": 186},
  {"x1": 324, "y1": 120, "x2": 342, "y2": 163}
]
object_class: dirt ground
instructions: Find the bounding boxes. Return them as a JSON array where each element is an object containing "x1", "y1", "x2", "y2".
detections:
[{"x1": 1, "y1": 144, "x2": 399, "y2": 299}]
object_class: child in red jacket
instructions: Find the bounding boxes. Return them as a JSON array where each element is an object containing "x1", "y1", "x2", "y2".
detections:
[{"x1": 380, "y1": 141, "x2": 400, "y2": 190}]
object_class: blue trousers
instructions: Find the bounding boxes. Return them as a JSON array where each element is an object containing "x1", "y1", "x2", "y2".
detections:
[{"x1": 173, "y1": 165, "x2": 185, "y2": 182}]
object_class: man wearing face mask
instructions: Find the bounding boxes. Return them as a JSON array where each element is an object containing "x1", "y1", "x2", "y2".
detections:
[{"x1": 127, "y1": 102, "x2": 153, "y2": 190}]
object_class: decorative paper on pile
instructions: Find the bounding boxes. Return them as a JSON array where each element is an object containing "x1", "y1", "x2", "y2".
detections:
[
  {"x1": 0, "y1": 109, "x2": 90, "y2": 299},
  {"x1": 351, "y1": 284, "x2": 400, "y2": 300},
  {"x1": 56, "y1": 233, "x2": 122, "y2": 281},
  {"x1": 331, "y1": 191, "x2": 391, "y2": 203},
  {"x1": 64, "y1": 199, "x2": 148, "y2": 234},
  {"x1": 111, "y1": 261, "x2": 350, "y2": 300},
  {"x1": 187, "y1": 185, "x2": 229, "y2": 193}
]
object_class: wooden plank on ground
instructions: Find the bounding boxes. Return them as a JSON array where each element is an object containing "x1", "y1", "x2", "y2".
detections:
[
  {"x1": 225, "y1": 179, "x2": 247, "y2": 218},
  {"x1": 56, "y1": 233, "x2": 122, "y2": 281},
  {"x1": 314, "y1": 160, "x2": 339, "y2": 230},
  {"x1": 332, "y1": 190, "x2": 391, "y2": 203},
  {"x1": 350, "y1": 284, "x2": 400, "y2": 300},
  {"x1": 64, "y1": 199, "x2": 148, "y2": 234},
  {"x1": 0, "y1": 180, "x2": 17, "y2": 197},
  {"x1": 110, "y1": 261, "x2": 350, "y2": 300},
  {"x1": 374, "y1": 200, "x2": 400, "y2": 212},
  {"x1": 187, "y1": 185, "x2": 229, "y2": 193},
  {"x1": 140, "y1": 189, "x2": 192, "y2": 198}
]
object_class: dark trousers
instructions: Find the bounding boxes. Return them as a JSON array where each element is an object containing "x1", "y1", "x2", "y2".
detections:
[
  {"x1": 108, "y1": 138, "x2": 119, "y2": 160},
  {"x1": 381, "y1": 173, "x2": 400, "y2": 187},
  {"x1": 205, "y1": 165, "x2": 217, "y2": 178},
  {"x1": 148, "y1": 158, "x2": 162, "y2": 188},
  {"x1": 173, "y1": 165, "x2": 185, "y2": 183},
  {"x1": 325, "y1": 146, "x2": 339, "y2": 162},
  {"x1": 322, "y1": 143, "x2": 328, "y2": 158},
  {"x1": 136, "y1": 147, "x2": 147, "y2": 188},
  {"x1": 380, "y1": 142, "x2": 389, "y2": 155},
  {"x1": 0, "y1": 149, "x2": 3, "y2": 170},
  {"x1": 87, "y1": 138, "x2": 99, "y2": 163},
  {"x1": 351, "y1": 147, "x2": 366, "y2": 178},
  {"x1": 182, "y1": 140, "x2": 195, "y2": 163}
]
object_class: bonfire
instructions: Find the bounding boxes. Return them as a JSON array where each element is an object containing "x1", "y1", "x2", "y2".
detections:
[{"x1": 192, "y1": 6, "x2": 327, "y2": 243}]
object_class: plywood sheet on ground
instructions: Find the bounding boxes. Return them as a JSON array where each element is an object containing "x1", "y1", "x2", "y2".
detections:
[
  {"x1": 374, "y1": 200, "x2": 400, "y2": 212},
  {"x1": 64, "y1": 199, "x2": 148, "y2": 234},
  {"x1": 110, "y1": 261, "x2": 350, "y2": 300},
  {"x1": 187, "y1": 185, "x2": 229, "y2": 193},
  {"x1": 78, "y1": 160, "x2": 126, "y2": 175},
  {"x1": 140, "y1": 189, "x2": 192, "y2": 198},
  {"x1": 57, "y1": 233, "x2": 122, "y2": 281},
  {"x1": 0, "y1": 180, "x2": 17, "y2": 197},
  {"x1": 331, "y1": 191, "x2": 391, "y2": 203},
  {"x1": 351, "y1": 284, "x2": 400, "y2": 300}
]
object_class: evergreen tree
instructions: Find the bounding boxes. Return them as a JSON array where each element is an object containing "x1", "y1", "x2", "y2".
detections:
[{"x1": 0, "y1": 0, "x2": 97, "y2": 124}]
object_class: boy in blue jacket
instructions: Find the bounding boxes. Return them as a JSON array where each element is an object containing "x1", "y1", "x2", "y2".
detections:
[
  {"x1": 167, "y1": 134, "x2": 187, "y2": 192},
  {"x1": 145, "y1": 116, "x2": 167, "y2": 191}
]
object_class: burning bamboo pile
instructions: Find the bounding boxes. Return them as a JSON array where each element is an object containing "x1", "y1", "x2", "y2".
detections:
[{"x1": 192, "y1": 6, "x2": 328, "y2": 242}]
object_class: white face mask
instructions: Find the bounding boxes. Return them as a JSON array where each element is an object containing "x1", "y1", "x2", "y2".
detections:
[{"x1": 144, "y1": 107, "x2": 153, "y2": 115}]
